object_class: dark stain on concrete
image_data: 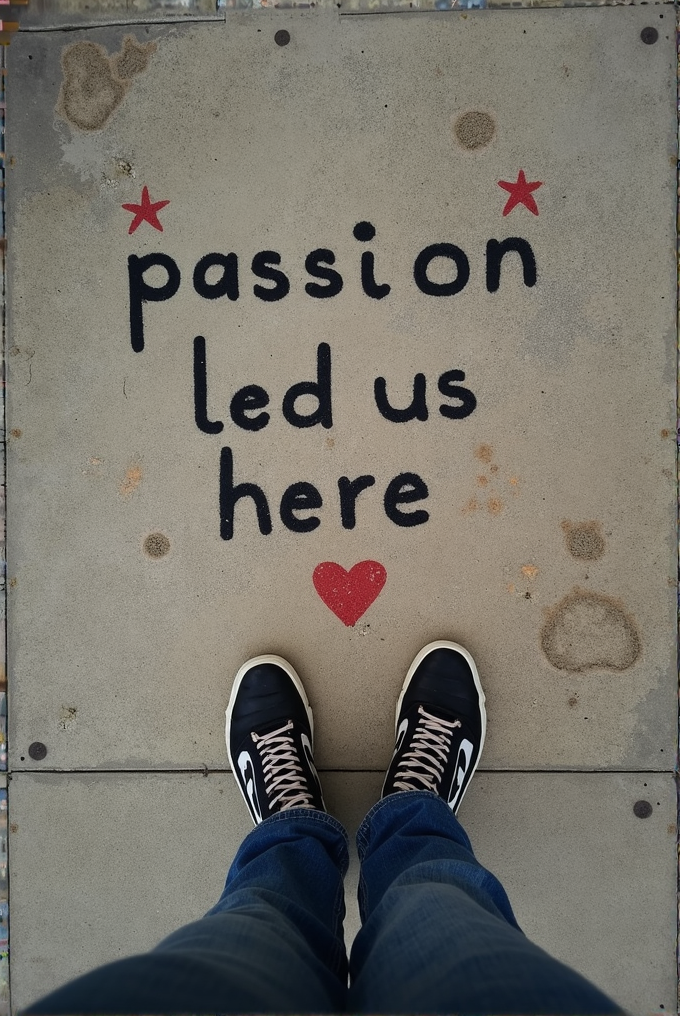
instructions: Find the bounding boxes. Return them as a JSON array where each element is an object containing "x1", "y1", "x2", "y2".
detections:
[
  {"x1": 58, "y1": 35, "x2": 156, "y2": 132},
  {"x1": 112, "y1": 36, "x2": 155, "y2": 80},
  {"x1": 58, "y1": 42, "x2": 126, "y2": 131},
  {"x1": 454, "y1": 111, "x2": 495, "y2": 150},
  {"x1": 633, "y1": 800, "x2": 652, "y2": 819},
  {"x1": 144, "y1": 532, "x2": 170, "y2": 559},
  {"x1": 561, "y1": 520, "x2": 605, "y2": 561},
  {"x1": 541, "y1": 588, "x2": 641, "y2": 673}
]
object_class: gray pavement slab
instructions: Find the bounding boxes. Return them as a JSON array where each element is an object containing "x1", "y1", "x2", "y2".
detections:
[
  {"x1": 6, "y1": 8, "x2": 678, "y2": 1014},
  {"x1": 8, "y1": 770, "x2": 677, "y2": 1015},
  {"x1": 6, "y1": 7, "x2": 677, "y2": 774}
]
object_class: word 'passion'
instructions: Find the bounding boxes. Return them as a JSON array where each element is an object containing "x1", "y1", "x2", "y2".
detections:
[{"x1": 127, "y1": 222, "x2": 538, "y2": 541}]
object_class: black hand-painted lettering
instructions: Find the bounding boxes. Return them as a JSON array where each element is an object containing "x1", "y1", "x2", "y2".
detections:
[
  {"x1": 305, "y1": 249, "x2": 343, "y2": 299},
  {"x1": 360, "y1": 252, "x2": 391, "y2": 300},
  {"x1": 280, "y1": 482, "x2": 323, "y2": 533},
  {"x1": 219, "y1": 447, "x2": 272, "y2": 540},
  {"x1": 384, "y1": 472, "x2": 429, "y2": 527},
  {"x1": 230, "y1": 385, "x2": 270, "y2": 432},
  {"x1": 485, "y1": 238, "x2": 537, "y2": 293},
  {"x1": 354, "y1": 222, "x2": 390, "y2": 299},
  {"x1": 128, "y1": 253, "x2": 180, "y2": 353},
  {"x1": 413, "y1": 244, "x2": 469, "y2": 297},
  {"x1": 338, "y1": 475, "x2": 376, "y2": 529},
  {"x1": 374, "y1": 374, "x2": 428, "y2": 423},
  {"x1": 193, "y1": 252, "x2": 239, "y2": 301},
  {"x1": 193, "y1": 336, "x2": 225, "y2": 435},
  {"x1": 282, "y1": 343, "x2": 333, "y2": 429},
  {"x1": 438, "y1": 370, "x2": 477, "y2": 419},
  {"x1": 353, "y1": 221, "x2": 376, "y2": 242},
  {"x1": 252, "y1": 251, "x2": 290, "y2": 302}
]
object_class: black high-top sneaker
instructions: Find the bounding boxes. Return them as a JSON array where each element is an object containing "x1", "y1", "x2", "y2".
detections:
[
  {"x1": 226, "y1": 655, "x2": 326, "y2": 825},
  {"x1": 382, "y1": 641, "x2": 486, "y2": 814}
]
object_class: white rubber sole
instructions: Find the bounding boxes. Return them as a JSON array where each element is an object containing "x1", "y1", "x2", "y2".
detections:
[
  {"x1": 393, "y1": 640, "x2": 487, "y2": 810},
  {"x1": 225, "y1": 654, "x2": 314, "y2": 775}
]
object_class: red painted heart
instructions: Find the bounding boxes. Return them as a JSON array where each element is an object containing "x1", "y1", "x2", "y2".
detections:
[{"x1": 313, "y1": 560, "x2": 387, "y2": 627}]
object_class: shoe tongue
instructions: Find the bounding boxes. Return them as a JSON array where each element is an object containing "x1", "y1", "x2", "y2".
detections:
[
  {"x1": 413, "y1": 701, "x2": 475, "y2": 737},
  {"x1": 253, "y1": 717, "x2": 294, "y2": 740}
]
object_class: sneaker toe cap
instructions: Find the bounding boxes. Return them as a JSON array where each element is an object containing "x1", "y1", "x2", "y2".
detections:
[
  {"x1": 230, "y1": 662, "x2": 311, "y2": 734},
  {"x1": 404, "y1": 648, "x2": 483, "y2": 735}
]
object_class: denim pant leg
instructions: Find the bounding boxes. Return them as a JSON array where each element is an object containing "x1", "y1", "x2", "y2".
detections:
[
  {"x1": 26, "y1": 809, "x2": 349, "y2": 1015},
  {"x1": 348, "y1": 791, "x2": 623, "y2": 1015}
]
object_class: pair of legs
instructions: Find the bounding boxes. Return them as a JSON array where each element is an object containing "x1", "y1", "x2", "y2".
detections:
[{"x1": 27, "y1": 642, "x2": 623, "y2": 1015}]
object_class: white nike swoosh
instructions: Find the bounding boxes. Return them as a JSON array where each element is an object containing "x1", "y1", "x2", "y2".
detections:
[
  {"x1": 238, "y1": 749, "x2": 262, "y2": 822},
  {"x1": 301, "y1": 732, "x2": 322, "y2": 796},
  {"x1": 301, "y1": 732, "x2": 315, "y2": 770},
  {"x1": 394, "y1": 717, "x2": 409, "y2": 756},
  {"x1": 448, "y1": 738, "x2": 474, "y2": 810}
]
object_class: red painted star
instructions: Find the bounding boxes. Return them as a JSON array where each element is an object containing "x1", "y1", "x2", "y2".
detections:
[
  {"x1": 122, "y1": 186, "x2": 170, "y2": 234},
  {"x1": 498, "y1": 170, "x2": 543, "y2": 217}
]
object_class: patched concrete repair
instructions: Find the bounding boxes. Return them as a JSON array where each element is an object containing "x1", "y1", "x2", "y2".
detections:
[
  {"x1": 57, "y1": 35, "x2": 155, "y2": 132},
  {"x1": 561, "y1": 520, "x2": 606, "y2": 561},
  {"x1": 541, "y1": 588, "x2": 641, "y2": 673},
  {"x1": 6, "y1": 7, "x2": 677, "y2": 1012},
  {"x1": 453, "y1": 111, "x2": 496, "y2": 151}
]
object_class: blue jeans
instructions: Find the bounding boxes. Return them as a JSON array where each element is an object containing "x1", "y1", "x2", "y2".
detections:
[{"x1": 27, "y1": 791, "x2": 623, "y2": 1014}]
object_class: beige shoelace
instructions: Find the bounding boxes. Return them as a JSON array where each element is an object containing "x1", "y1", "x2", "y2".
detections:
[
  {"x1": 393, "y1": 705, "x2": 462, "y2": 792},
  {"x1": 252, "y1": 721, "x2": 315, "y2": 811}
]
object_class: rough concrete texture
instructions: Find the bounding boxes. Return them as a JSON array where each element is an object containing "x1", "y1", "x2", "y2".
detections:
[
  {"x1": 7, "y1": 10, "x2": 677, "y2": 775},
  {"x1": 8, "y1": 771, "x2": 676, "y2": 1014},
  {"x1": 5, "y1": 10, "x2": 677, "y2": 1011}
]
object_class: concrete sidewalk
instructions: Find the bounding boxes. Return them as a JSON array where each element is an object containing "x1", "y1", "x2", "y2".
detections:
[
  {"x1": 8, "y1": 770, "x2": 678, "y2": 1012},
  {"x1": 6, "y1": 7, "x2": 678, "y2": 1013}
]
